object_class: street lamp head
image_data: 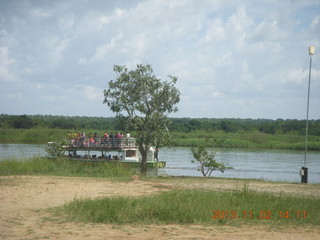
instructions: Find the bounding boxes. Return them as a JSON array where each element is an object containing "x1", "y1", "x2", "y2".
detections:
[{"x1": 309, "y1": 46, "x2": 315, "y2": 56}]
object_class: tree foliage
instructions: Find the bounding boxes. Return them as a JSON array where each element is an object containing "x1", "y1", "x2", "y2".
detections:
[
  {"x1": 45, "y1": 139, "x2": 66, "y2": 158},
  {"x1": 191, "y1": 143, "x2": 228, "y2": 177},
  {"x1": 103, "y1": 64, "x2": 180, "y2": 174},
  {"x1": 1, "y1": 114, "x2": 320, "y2": 136}
]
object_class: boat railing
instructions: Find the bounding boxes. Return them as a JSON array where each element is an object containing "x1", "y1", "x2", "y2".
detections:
[{"x1": 65, "y1": 137, "x2": 136, "y2": 149}]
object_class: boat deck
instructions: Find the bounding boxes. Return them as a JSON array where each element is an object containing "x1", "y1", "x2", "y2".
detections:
[
  {"x1": 64, "y1": 137, "x2": 137, "y2": 151},
  {"x1": 62, "y1": 136, "x2": 166, "y2": 168}
]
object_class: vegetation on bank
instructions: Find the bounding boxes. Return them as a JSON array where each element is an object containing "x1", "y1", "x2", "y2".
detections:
[
  {"x1": 0, "y1": 114, "x2": 320, "y2": 150},
  {"x1": 1, "y1": 157, "x2": 319, "y2": 227},
  {"x1": 175, "y1": 130, "x2": 320, "y2": 150},
  {"x1": 54, "y1": 187, "x2": 320, "y2": 226},
  {"x1": 1, "y1": 114, "x2": 320, "y2": 136},
  {"x1": 1, "y1": 127, "x2": 319, "y2": 151},
  {"x1": 0, "y1": 157, "x2": 135, "y2": 178}
]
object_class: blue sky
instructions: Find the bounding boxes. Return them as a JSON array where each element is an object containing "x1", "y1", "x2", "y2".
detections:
[{"x1": 0, "y1": 0, "x2": 319, "y2": 119}]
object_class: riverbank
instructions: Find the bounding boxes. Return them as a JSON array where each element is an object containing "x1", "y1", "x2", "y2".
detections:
[
  {"x1": 1, "y1": 128, "x2": 320, "y2": 150},
  {"x1": 1, "y1": 175, "x2": 319, "y2": 239}
]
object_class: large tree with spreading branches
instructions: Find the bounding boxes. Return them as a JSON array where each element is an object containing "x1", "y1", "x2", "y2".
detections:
[{"x1": 103, "y1": 64, "x2": 180, "y2": 174}]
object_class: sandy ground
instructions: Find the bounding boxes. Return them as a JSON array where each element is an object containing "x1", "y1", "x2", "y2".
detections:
[{"x1": 0, "y1": 175, "x2": 319, "y2": 240}]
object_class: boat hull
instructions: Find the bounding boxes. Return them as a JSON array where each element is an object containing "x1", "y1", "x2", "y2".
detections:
[{"x1": 65, "y1": 157, "x2": 166, "y2": 168}]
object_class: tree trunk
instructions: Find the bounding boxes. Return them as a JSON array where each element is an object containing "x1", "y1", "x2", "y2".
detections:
[
  {"x1": 139, "y1": 145, "x2": 148, "y2": 175},
  {"x1": 141, "y1": 151, "x2": 148, "y2": 175},
  {"x1": 154, "y1": 147, "x2": 159, "y2": 161}
]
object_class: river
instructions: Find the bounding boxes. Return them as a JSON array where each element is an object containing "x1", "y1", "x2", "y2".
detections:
[{"x1": 0, "y1": 144, "x2": 319, "y2": 183}]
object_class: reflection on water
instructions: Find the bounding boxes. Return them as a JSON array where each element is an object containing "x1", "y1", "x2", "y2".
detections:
[{"x1": 0, "y1": 144, "x2": 319, "y2": 183}]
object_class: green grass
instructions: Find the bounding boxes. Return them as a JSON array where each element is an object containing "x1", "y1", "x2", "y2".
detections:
[
  {"x1": 53, "y1": 187, "x2": 320, "y2": 226},
  {"x1": 0, "y1": 157, "x2": 135, "y2": 178},
  {"x1": 1, "y1": 128, "x2": 320, "y2": 150},
  {"x1": 174, "y1": 130, "x2": 320, "y2": 150}
]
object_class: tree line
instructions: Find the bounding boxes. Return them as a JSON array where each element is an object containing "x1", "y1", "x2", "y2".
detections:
[{"x1": 1, "y1": 114, "x2": 319, "y2": 136}]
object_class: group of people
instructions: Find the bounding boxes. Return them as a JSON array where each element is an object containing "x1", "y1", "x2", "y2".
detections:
[{"x1": 66, "y1": 131, "x2": 132, "y2": 148}]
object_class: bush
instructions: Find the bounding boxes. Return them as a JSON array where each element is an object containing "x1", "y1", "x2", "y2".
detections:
[{"x1": 191, "y1": 143, "x2": 229, "y2": 177}]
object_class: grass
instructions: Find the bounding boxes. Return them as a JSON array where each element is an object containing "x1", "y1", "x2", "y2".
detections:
[
  {"x1": 53, "y1": 186, "x2": 320, "y2": 226},
  {"x1": 174, "y1": 130, "x2": 320, "y2": 150},
  {"x1": 0, "y1": 157, "x2": 135, "y2": 179},
  {"x1": 1, "y1": 156, "x2": 319, "y2": 227},
  {"x1": 1, "y1": 128, "x2": 320, "y2": 150}
]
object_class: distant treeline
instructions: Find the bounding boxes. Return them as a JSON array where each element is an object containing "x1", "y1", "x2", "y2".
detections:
[{"x1": 1, "y1": 114, "x2": 319, "y2": 136}]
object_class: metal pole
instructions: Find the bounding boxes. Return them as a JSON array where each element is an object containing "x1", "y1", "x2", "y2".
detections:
[
  {"x1": 302, "y1": 46, "x2": 315, "y2": 183},
  {"x1": 304, "y1": 55, "x2": 312, "y2": 167}
]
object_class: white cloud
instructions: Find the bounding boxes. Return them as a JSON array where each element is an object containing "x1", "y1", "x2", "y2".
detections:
[
  {"x1": 59, "y1": 15, "x2": 75, "y2": 30},
  {"x1": 199, "y1": 18, "x2": 226, "y2": 44},
  {"x1": 78, "y1": 58, "x2": 87, "y2": 65},
  {"x1": 43, "y1": 37, "x2": 69, "y2": 65},
  {"x1": 0, "y1": 46, "x2": 17, "y2": 83},
  {"x1": 31, "y1": 8, "x2": 54, "y2": 19},
  {"x1": 250, "y1": 18, "x2": 286, "y2": 42},
  {"x1": 89, "y1": 34, "x2": 124, "y2": 62},
  {"x1": 7, "y1": 93, "x2": 23, "y2": 99},
  {"x1": 0, "y1": 0, "x2": 319, "y2": 119},
  {"x1": 284, "y1": 68, "x2": 308, "y2": 85},
  {"x1": 310, "y1": 15, "x2": 320, "y2": 29}
]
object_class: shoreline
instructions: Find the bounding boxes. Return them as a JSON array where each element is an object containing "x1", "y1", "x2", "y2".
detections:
[
  {"x1": 1, "y1": 127, "x2": 320, "y2": 151},
  {"x1": 1, "y1": 175, "x2": 319, "y2": 239}
]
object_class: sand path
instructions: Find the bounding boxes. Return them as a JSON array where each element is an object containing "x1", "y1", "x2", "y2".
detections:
[{"x1": 0, "y1": 175, "x2": 319, "y2": 239}]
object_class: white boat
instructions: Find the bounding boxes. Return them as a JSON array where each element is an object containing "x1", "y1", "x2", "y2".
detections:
[{"x1": 62, "y1": 137, "x2": 166, "y2": 168}]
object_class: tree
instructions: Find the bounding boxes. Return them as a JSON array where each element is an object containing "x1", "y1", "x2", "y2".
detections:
[
  {"x1": 12, "y1": 115, "x2": 35, "y2": 129},
  {"x1": 191, "y1": 143, "x2": 228, "y2": 177},
  {"x1": 45, "y1": 139, "x2": 66, "y2": 158},
  {"x1": 103, "y1": 64, "x2": 180, "y2": 174}
]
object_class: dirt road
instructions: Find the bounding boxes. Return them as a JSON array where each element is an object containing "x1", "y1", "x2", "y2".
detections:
[{"x1": 0, "y1": 175, "x2": 319, "y2": 239}]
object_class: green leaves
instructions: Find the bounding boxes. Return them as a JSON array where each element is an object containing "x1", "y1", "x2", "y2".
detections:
[
  {"x1": 45, "y1": 138, "x2": 67, "y2": 158},
  {"x1": 191, "y1": 143, "x2": 229, "y2": 177},
  {"x1": 103, "y1": 64, "x2": 180, "y2": 174},
  {"x1": 104, "y1": 64, "x2": 180, "y2": 117}
]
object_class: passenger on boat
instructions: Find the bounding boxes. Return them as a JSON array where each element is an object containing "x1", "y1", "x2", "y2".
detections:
[
  {"x1": 67, "y1": 132, "x2": 72, "y2": 139},
  {"x1": 94, "y1": 133, "x2": 98, "y2": 141},
  {"x1": 116, "y1": 132, "x2": 123, "y2": 138},
  {"x1": 89, "y1": 133, "x2": 95, "y2": 146},
  {"x1": 126, "y1": 132, "x2": 131, "y2": 138},
  {"x1": 101, "y1": 132, "x2": 109, "y2": 146},
  {"x1": 72, "y1": 132, "x2": 78, "y2": 147},
  {"x1": 66, "y1": 132, "x2": 72, "y2": 145}
]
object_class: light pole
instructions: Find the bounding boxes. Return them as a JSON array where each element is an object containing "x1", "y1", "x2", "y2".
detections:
[{"x1": 301, "y1": 45, "x2": 315, "y2": 184}]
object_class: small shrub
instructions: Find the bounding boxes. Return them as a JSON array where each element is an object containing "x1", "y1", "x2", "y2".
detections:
[{"x1": 191, "y1": 143, "x2": 229, "y2": 177}]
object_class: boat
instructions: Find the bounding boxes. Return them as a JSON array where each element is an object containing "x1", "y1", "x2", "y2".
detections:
[{"x1": 61, "y1": 136, "x2": 166, "y2": 168}]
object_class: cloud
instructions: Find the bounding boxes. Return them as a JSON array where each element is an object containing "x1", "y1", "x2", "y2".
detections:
[
  {"x1": 31, "y1": 8, "x2": 54, "y2": 19},
  {"x1": 89, "y1": 34, "x2": 125, "y2": 63},
  {"x1": 43, "y1": 37, "x2": 69, "y2": 66},
  {"x1": 0, "y1": 0, "x2": 319, "y2": 119},
  {"x1": 0, "y1": 46, "x2": 17, "y2": 83}
]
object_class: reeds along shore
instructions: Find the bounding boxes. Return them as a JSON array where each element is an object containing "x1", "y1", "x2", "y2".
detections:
[{"x1": 1, "y1": 128, "x2": 320, "y2": 150}]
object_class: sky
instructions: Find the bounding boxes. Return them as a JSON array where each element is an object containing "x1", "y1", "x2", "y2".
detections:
[{"x1": 0, "y1": 0, "x2": 319, "y2": 120}]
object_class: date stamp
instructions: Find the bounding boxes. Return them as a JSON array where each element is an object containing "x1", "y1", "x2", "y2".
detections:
[{"x1": 212, "y1": 210, "x2": 307, "y2": 220}]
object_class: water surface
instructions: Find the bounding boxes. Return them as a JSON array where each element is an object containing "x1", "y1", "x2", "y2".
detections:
[{"x1": 0, "y1": 144, "x2": 319, "y2": 183}]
